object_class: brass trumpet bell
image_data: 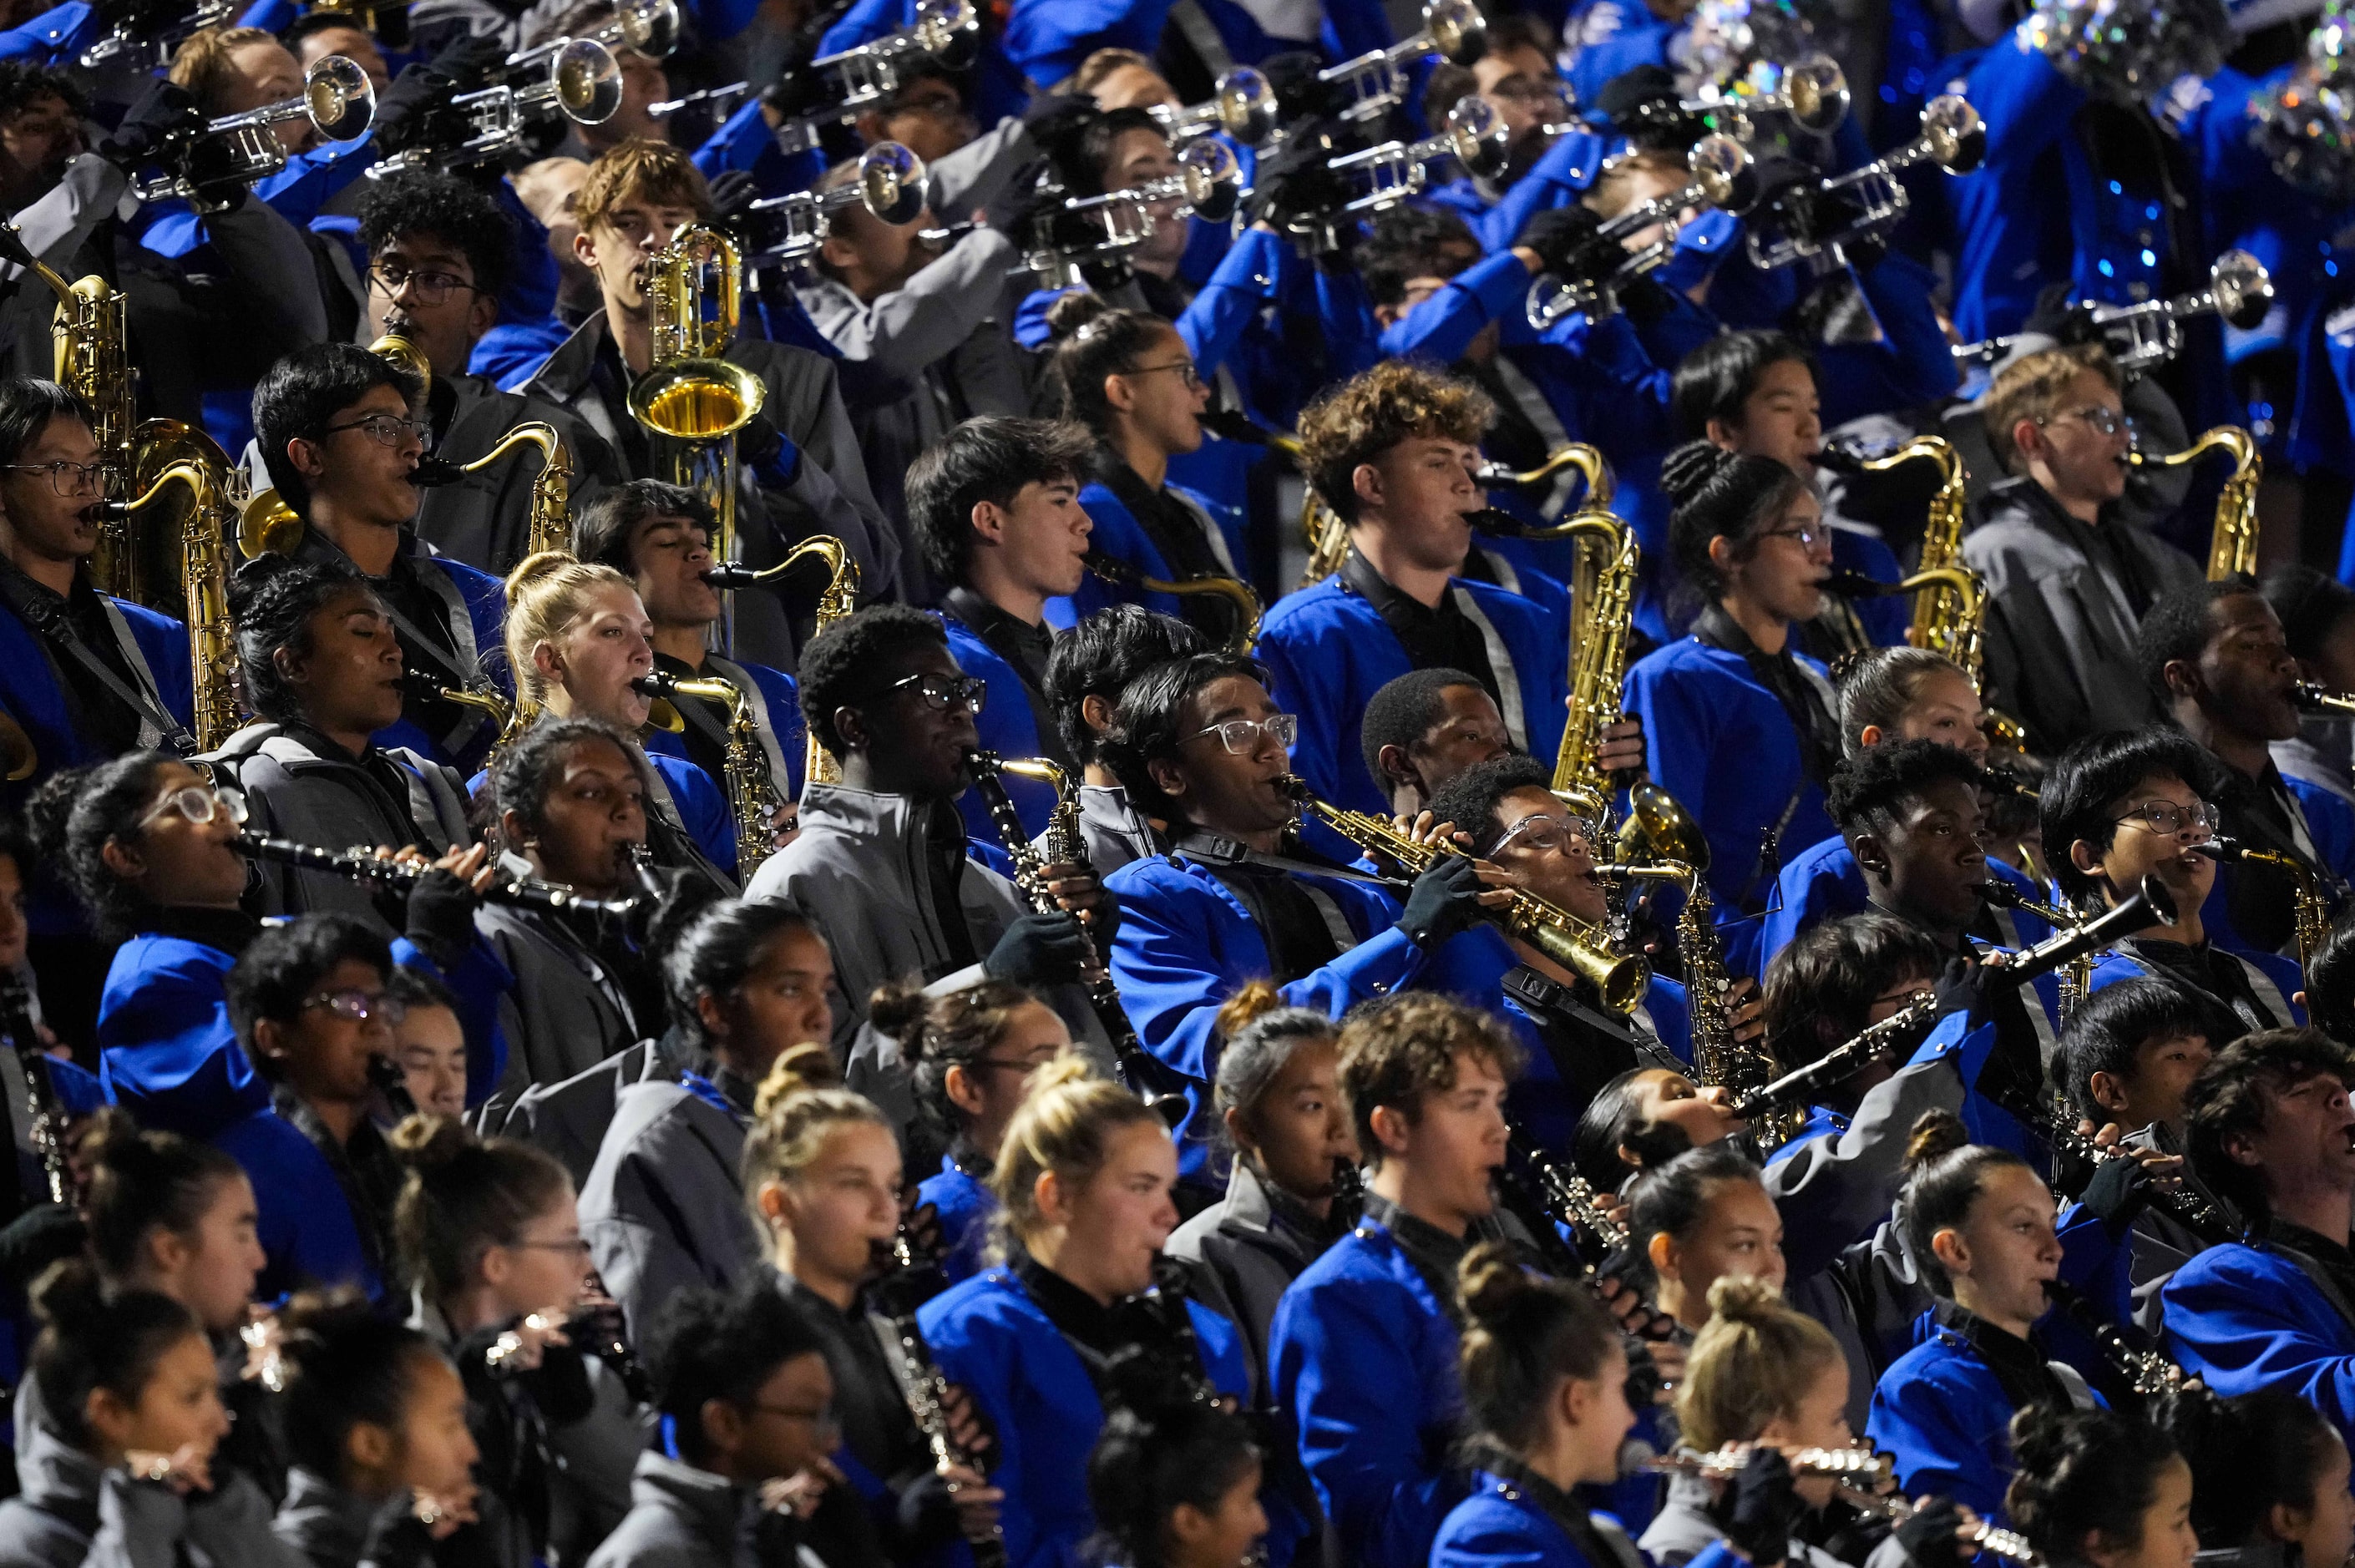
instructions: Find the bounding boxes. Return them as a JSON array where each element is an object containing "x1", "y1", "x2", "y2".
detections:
[
  {"x1": 239, "y1": 488, "x2": 304, "y2": 559},
  {"x1": 626, "y1": 356, "x2": 767, "y2": 443}
]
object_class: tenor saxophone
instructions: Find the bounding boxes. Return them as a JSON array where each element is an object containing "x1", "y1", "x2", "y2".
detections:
[
  {"x1": 102, "y1": 446, "x2": 241, "y2": 749},
  {"x1": 703, "y1": 534, "x2": 860, "y2": 789},
  {"x1": 2130, "y1": 424, "x2": 2261, "y2": 580},
  {"x1": 1082, "y1": 550, "x2": 1261, "y2": 655},
  {"x1": 413, "y1": 421, "x2": 573, "y2": 563}
]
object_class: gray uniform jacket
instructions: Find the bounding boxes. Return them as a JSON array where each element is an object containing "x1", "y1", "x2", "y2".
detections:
[
  {"x1": 1964, "y1": 477, "x2": 2201, "y2": 755},
  {"x1": 520, "y1": 312, "x2": 895, "y2": 664},
  {"x1": 475, "y1": 902, "x2": 643, "y2": 1097},
  {"x1": 1165, "y1": 1158, "x2": 1334, "y2": 1407},
  {"x1": 270, "y1": 1469, "x2": 375, "y2": 1568},
  {"x1": 478, "y1": 1034, "x2": 681, "y2": 1186},
  {"x1": 0, "y1": 1418, "x2": 103, "y2": 1568},
  {"x1": 742, "y1": 785, "x2": 1111, "y2": 1129},
  {"x1": 202, "y1": 722, "x2": 473, "y2": 928},
  {"x1": 1762, "y1": 1045, "x2": 1969, "y2": 1282},
  {"x1": 86, "y1": 1468, "x2": 307, "y2": 1568},
  {"x1": 1640, "y1": 1467, "x2": 1915, "y2": 1568},
  {"x1": 578, "y1": 1078, "x2": 764, "y2": 1344},
  {"x1": 585, "y1": 1453, "x2": 788, "y2": 1568},
  {"x1": 406, "y1": 373, "x2": 623, "y2": 578}
]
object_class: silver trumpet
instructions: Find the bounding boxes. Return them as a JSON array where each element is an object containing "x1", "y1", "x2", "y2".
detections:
[
  {"x1": 648, "y1": 81, "x2": 752, "y2": 120},
  {"x1": 133, "y1": 54, "x2": 374, "y2": 210},
  {"x1": 1526, "y1": 132, "x2": 1757, "y2": 329},
  {"x1": 1954, "y1": 248, "x2": 2274, "y2": 372},
  {"x1": 558, "y1": 0, "x2": 680, "y2": 59},
  {"x1": 1324, "y1": 96, "x2": 1512, "y2": 217},
  {"x1": 1317, "y1": 0, "x2": 1487, "y2": 121},
  {"x1": 370, "y1": 36, "x2": 622, "y2": 176},
  {"x1": 1746, "y1": 94, "x2": 1983, "y2": 272},
  {"x1": 1151, "y1": 66, "x2": 1279, "y2": 146},
  {"x1": 1022, "y1": 139, "x2": 1244, "y2": 287},
  {"x1": 736, "y1": 142, "x2": 927, "y2": 266},
  {"x1": 1688, "y1": 53, "x2": 1849, "y2": 135},
  {"x1": 80, "y1": 0, "x2": 236, "y2": 67},
  {"x1": 810, "y1": 0, "x2": 978, "y2": 116}
]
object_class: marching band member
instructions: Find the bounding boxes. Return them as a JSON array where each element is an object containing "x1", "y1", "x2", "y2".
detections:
[
  {"x1": 2259, "y1": 565, "x2": 2355, "y2": 807},
  {"x1": 2040, "y1": 728, "x2": 2303, "y2": 1032},
  {"x1": 1099, "y1": 649, "x2": 1506, "y2": 1180},
  {"x1": 1625, "y1": 1141, "x2": 1785, "y2": 1337},
  {"x1": 388, "y1": 965, "x2": 469, "y2": 1120},
  {"x1": 2164, "y1": 1029, "x2": 2355, "y2": 1465},
  {"x1": 1268, "y1": 994, "x2": 1521, "y2": 1568},
  {"x1": 1964, "y1": 346, "x2": 2201, "y2": 757},
  {"x1": 1039, "y1": 604, "x2": 1207, "y2": 874},
  {"x1": 2003, "y1": 1406, "x2": 2199, "y2": 1568},
  {"x1": 250, "y1": 342, "x2": 508, "y2": 774},
  {"x1": 352, "y1": 173, "x2": 620, "y2": 575},
  {"x1": 2137, "y1": 576, "x2": 2355, "y2": 959},
  {"x1": 498, "y1": 551, "x2": 734, "y2": 884},
  {"x1": 1626, "y1": 441, "x2": 1840, "y2": 978},
  {"x1": 578, "y1": 906, "x2": 832, "y2": 1337},
  {"x1": 1039, "y1": 296, "x2": 1248, "y2": 647},
  {"x1": 2165, "y1": 1388, "x2": 2353, "y2": 1568},
  {"x1": 742, "y1": 1048, "x2": 1005, "y2": 1565},
  {"x1": 516, "y1": 138, "x2": 898, "y2": 652},
  {"x1": 884, "y1": 977, "x2": 1067, "y2": 1284},
  {"x1": 909, "y1": 415, "x2": 1092, "y2": 837},
  {"x1": 572, "y1": 478, "x2": 802, "y2": 830},
  {"x1": 1259, "y1": 361, "x2": 1568, "y2": 815},
  {"x1": 1163, "y1": 983, "x2": 1351, "y2": 1403},
  {"x1": 1085, "y1": 1366, "x2": 1269, "y2": 1568},
  {"x1": 918, "y1": 1056, "x2": 1259, "y2": 1568},
  {"x1": 205, "y1": 556, "x2": 474, "y2": 926},
  {"x1": 743, "y1": 604, "x2": 1112, "y2": 1123},
  {"x1": 1359, "y1": 667, "x2": 1513, "y2": 821}
]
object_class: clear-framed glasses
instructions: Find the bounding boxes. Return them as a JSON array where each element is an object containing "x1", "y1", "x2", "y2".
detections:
[
  {"x1": 367, "y1": 263, "x2": 479, "y2": 306},
  {"x1": 0, "y1": 460, "x2": 104, "y2": 496},
  {"x1": 139, "y1": 785, "x2": 247, "y2": 829},
  {"x1": 507, "y1": 1235, "x2": 594, "y2": 1257},
  {"x1": 303, "y1": 988, "x2": 407, "y2": 1024},
  {"x1": 1190, "y1": 713, "x2": 1298, "y2": 754},
  {"x1": 2044, "y1": 405, "x2": 2130, "y2": 439},
  {"x1": 318, "y1": 412, "x2": 429, "y2": 448},
  {"x1": 2114, "y1": 799, "x2": 2216, "y2": 836},
  {"x1": 889, "y1": 671, "x2": 989, "y2": 714},
  {"x1": 1492, "y1": 812, "x2": 1599, "y2": 856}
]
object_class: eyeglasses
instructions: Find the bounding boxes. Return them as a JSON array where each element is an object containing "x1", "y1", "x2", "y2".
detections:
[
  {"x1": 1492, "y1": 812, "x2": 1599, "y2": 856},
  {"x1": 2114, "y1": 799, "x2": 2217, "y2": 836},
  {"x1": 1, "y1": 460, "x2": 104, "y2": 496},
  {"x1": 506, "y1": 1236, "x2": 593, "y2": 1257},
  {"x1": 1760, "y1": 522, "x2": 1828, "y2": 551},
  {"x1": 317, "y1": 412, "x2": 428, "y2": 449},
  {"x1": 303, "y1": 988, "x2": 407, "y2": 1024},
  {"x1": 2042, "y1": 405, "x2": 2131, "y2": 438},
  {"x1": 1190, "y1": 713, "x2": 1298, "y2": 754},
  {"x1": 367, "y1": 263, "x2": 479, "y2": 305},
  {"x1": 1127, "y1": 360, "x2": 1203, "y2": 390},
  {"x1": 888, "y1": 671, "x2": 988, "y2": 714},
  {"x1": 138, "y1": 785, "x2": 247, "y2": 829},
  {"x1": 747, "y1": 1402, "x2": 840, "y2": 1434}
]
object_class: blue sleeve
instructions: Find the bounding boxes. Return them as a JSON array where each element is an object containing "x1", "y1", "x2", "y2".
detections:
[
  {"x1": 1379, "y1": 250, "x2": 1534, "y2": 364},
  {"x1": 212, "y1": 1111, "x2": 377, "y2": 1302},
  {"x1": 1477, "y1": 130, "x2": 1608, "y2": 253},
  {"x1": 2288, "y1": 776, "x2": 2355, "y2": 887},
  {"x1": 2165, "y1": 1252, "x2": 2355, "y2": 1447},
  {"x1": 670, "y1": 760, "x2": 738, "y2": 876},
  {"x1": 919, "y1": 1295, "x2": 1067, "y2": 1568},
  {"x1": 1818, "y1": 251, "x2": 1964, "y2": 424},
  {"x1": 692, "y1": 95, "x2": 823, "y2": 190},
  {"x1": 1865, "y1": 1358, "x2": 2013, "y2": 1520},
  {"x1": 1273, "y1": 1279, "x2": 1461, "y2": 1568},
  {"x1": 818, "y1": 0, "x2": 910, "y2": 53},
  {"x1": 236, "y1": 0, "x2": 296, "y2": 25},
  {"x1": 96, "y1": 953, "x2": 271, "y2": 1140},
  {"x1": 1173, "y1": 228, "x2": 1290, "y2": 382},
  {"x1": 0, "y1": 1, "x2": 95, "y2": 65}
]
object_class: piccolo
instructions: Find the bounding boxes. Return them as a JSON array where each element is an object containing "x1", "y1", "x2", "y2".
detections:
[{"x1": 235, "y1": 832, "x2": 641, "y2": 919}]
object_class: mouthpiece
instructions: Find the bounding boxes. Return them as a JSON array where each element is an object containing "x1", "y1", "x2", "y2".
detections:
[
  {"x1": 91, "y1": 501, "x2": 129, "y2": 523},
  {"x1": 1978, "y1": 880, "x2": 2023, "y2": 909},
  {"x1": 919, "y1": 220, "x2": 977, "y2": 245},
  {"x1": 2191, "y1": 837, "x2": 2241, "y2": 863},
  {"x1": 409, "y1": 458, "x2": 463, "y2": 488},
  {"x1": 1466, "y1": 506, "x2": 1534, "y2": 538},
  {"x1": 630, "y1": 672, "x2": 674, "y2": 699},
  {"x1": 700, "y1": 564, "x2": 763, "y2": 589},
  {"x1": 1197, "y1": 409, "x2": 1273, "y2": 446},
  {"x1": 1819, "y1": 567, "x2": 1900, "y2": 598}
]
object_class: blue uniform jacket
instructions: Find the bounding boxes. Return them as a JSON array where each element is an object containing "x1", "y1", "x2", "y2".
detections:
[
  {"x1": 1047, "y1": 478, "x2": 1248, "y2": 632},
  {"x1": 914, "y1": 1156, "x2": 996, "y2": 1285},
  {"x1": 1624, "y1": 635, "x2": 1838, "y2": 975},
  {"x1": 1562, "y1": 1, "x2": 1678, "y2": 108},
  {"x1": 2084, "y1": 945, "x2": 2306, "y2": 1026},
  {"x1": 0, "y1": 1, "x2": 94, "y2": 63},
  {"x1": 1435, "y1": 1472, "x2": 1740, "y2": 1568},
  {"x1": 1103, "y1": 850, "x2": 1435, "y2": 1178},
  {"x1": 1269, "y1": 1216, "x2": 1468, "y2": 1568},
  {"x1": 941, "y1": 618, "x2": 1056, "y2": 843},
  {"x1": 918, "y1": 1267, "x2": 1251, "y2": 1568},
  {"x1": 1495, "y1": 969, "x2": 1693, "y2": 1153},
  {"x1": 1867, "y1": 1315, "x2": 2108, "y2": 1523},
  {"x1": 1259, "y1": 574, "x2": 1567, "y2": 816},
  {"x1": 1759, "y1": 843, "x2": 2056, "y2": 969},
  {"x1": 2163, "y1": 1240, "x2": 2355, "y2": 1490},
  {"x1": 211, "y1": 1107, "x2": 376, "y2": 1302},
  {"x1": 641, "y1": 655, "x2": 805, "y2": 828}
]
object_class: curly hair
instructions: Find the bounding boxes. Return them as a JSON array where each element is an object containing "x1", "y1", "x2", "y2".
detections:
[
  {"x1": 795, "y1": 604, "x2": 950, "y2": 761},
  {"x1": 1295, "y1": 361, "x2": 1495, "y2": 526},
  {"x1": 1983, "y1": 342, "x2": 2122, "y2": 477},
  {"x1": 358, "y1": 170, "x2": 518, "y2": 304},
  {"x1": 1338, "y1": 993, "x2": 1522, "y2": 1170},
  {"x1": 1823, "y1": 736, "x2": 1987, "y2": 834},
  {"x1": 575, "y1": 136, "x2": 711, "y2": 235}
]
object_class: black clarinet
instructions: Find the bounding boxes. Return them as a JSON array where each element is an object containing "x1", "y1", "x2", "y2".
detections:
[
  {"x1": 237, "y1": 832, "x2": 641, "y2": 920},
  {"x1": 367, "y1": 1055, "x2": 418, "y2": 1121},
  {"x1": 1993, "y1": 1085, "x2": 2243, "y2": 1248},
  {"x1": 964, "y1": 751, "x2": 1185, "y2": 1125},
  {"x1": 874, "y1": 1237, "x2": 1007, "y2": 1568},
  {"x1": 0, "y1": 976, "x2": 64, "y2": 1206},
  {"x1": 1140, "y1": 1258, "x2": 1226, "y2": 1409},
  {"x1": 2043, "y1": 1278, "x2": 2193, "y2": 1399}
]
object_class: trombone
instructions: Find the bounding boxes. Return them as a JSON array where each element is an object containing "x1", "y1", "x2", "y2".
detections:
[
  {"x1": 1317, "y1": 0, "x2": 1487, "y2": 122},
  {"x1": 371, "y1": 38, "x2": 623, "y2": 176},
  {"x1": 734, "y1": 143, "x2": 927, "y2": 267},
  {"x1": 1746, "y1": 94, "x2": 1984, "y2": 272},
  {"x1": 132, "y1": 55, "x2": 375, "y2": 211},
  {"x1": 1150, "y1": 68, "x2": 1279, "y2": 146},
  {"x1": 1526, "y1": 133, "x2": 1758, "y2": 329}
]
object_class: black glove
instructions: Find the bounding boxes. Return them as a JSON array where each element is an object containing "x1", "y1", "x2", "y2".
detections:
[
  {"x1": 2077, "y1": 1151, "x2": 2151, "y2": 1234},
  {"x1": 403, "y1": 865, "x2": 480, "y2": 969},
  {"x1": 425, "y1": 30, "x2": 511, "y2": 90},
  {"x1": 707, "y1": 168, "x2": 758, "y2": 221},
  {"x1": 1246, "y1": 121, "x2": 1360, "y2": 232},
  {"x1": 369, "y1": 62, "x2": 455, "y2": 153},
  {"x1": 1396, "y1": 853, "x2": 1488, "y2": 951},
  {"x1": 1710, "y1": 1447, "x2": 1798, "y2": 1567},
  {"x1": 983, "y1": 910, "x2": 1092, "y2": 985},
  {"x1": 1893, "y1": 1495, "x2": 1973, "y2": 1568},
  {"x1": 1020, "y1": 93, "x2": 1102, "y2": 181},
  {"x1": 764, "y1": 32, "x2": 830, "y2": 121},
  {"x1": 98, "y1": 79, "x2": 200, "y2": 169},
  {"x1": 1260, "y1": 50, "x2": 1341, "y2": 119},
  {"x1": 1517, "y1": 203, "x2": 1608, "y2": 276},
  {"x1": 1930, "y1": 953, "x2": 1997, "y2": 1031}
]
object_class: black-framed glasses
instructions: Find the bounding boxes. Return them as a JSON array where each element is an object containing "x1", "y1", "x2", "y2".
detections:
[
  {"x1": 139, "y1": 785, "x2": 247, "y2": 829},
  {"x1": 2041, "y1": 405, "x2": 2130, "y2": 438},
  {"x1": 303, "y1": 988, "x2": 406, "y2": 1025},
  {"x1": 747, "y1": 1401, "x2": 840, "y2": 1432},
  {"x1": 2113, "y1": 799, "x2": 2216, "y2": 836},
  {"x1": 1760, "y1": 522, "x2": 1828, "y2": 551},
  {"x1": 1190, "y1": 714, "x2": 1297, "y2": 754},
  {"x1": 1492, "y1": 812, "x2": 1599, "y2": 856},
  {"x1": 368, "y1": 264, "x2": 480, "y2": 306},
  {"x1": 317, "y1": 412, "x2": 428, "y2": 448},
  {"x1": 888, "y1": 671, "x2": 988, "y2": 714},
  {"x1": 1127, "y1": 359, "x2": 1203, "y2": 390},
  {"x1": 0, "y1": 460, "x2": 104, "y2": 495},
  {"x1": 504, "y1": 1235, "x2": 593, "y2": 1257}
]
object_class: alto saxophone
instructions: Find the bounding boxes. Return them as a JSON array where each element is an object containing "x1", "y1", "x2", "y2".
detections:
[
  {"x1": 1615, "y1": 858, "x2": 1794, "y2": 1141},
  {"x1": 633, "y1": 670, "x2": 782, "y2": 882},
  {"x1": 1278, "y1": 774, "x2": 1649, "y2": 1011},
  {"x1": 2130, "y1": 424, "x2": 2261, "y2": 581},
  {"x1": 703, "y1": 534, "x2": 860, "y2": 790},
  {"x1": 1082, "y1": 550, "x2": 1261, "y2": 655}
]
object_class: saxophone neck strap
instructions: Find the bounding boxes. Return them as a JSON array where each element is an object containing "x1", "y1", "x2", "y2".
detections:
[{"x1": 0, "y1": 570, "x2": 193, "y2": 756}]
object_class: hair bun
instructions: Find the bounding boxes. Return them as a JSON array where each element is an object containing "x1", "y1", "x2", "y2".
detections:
[
  {"x1": 1902, "y1": 1108, "x2": 1969, "y2": 1174},
  {"x1": 866, "y1": 978, "x2": 929, "y2": 1053},
  {"x1": 752, "y1": 1040, "x2": 843, "y2": 1119},
  {"x1": 504, "y1": 549, "x2": 580, "y2": 605},
  {"x1": 30, "y1": 1257, "x2": 103, "y2": 1328},
  {"x1": 1704, "y1": 1272, "x2": 1782, "y2": 1323},
  {"x1": 1044, "y1": 288, "x2": 1112, "y2": 344},
  {"x1": 1215, "y1": 979, "x2": 1285, "y2": 1041},
  {"x1": 1659, "y1": 439, "x2": 1738, "y2": 508},
  {"x1": 388, "y1": 1112, "x2": 476, "y2": 1171},
  {"x1": 1457, "y1": 1240, "x2": 1539, "y2": 1329}
]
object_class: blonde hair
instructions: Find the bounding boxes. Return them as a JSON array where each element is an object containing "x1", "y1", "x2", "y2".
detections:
[
  {"x1": 575, "y1": 136, "x2": 711, "y2": 236},
  {"x1": 1676, "y1": 1275, "x2": 1843, "y2": 1451},
  {"x1": 1983, "y1": 342, "x2": 2123, "y2": 477},
  {"x1": 168, "y1": 27, "x2": 281, "y2": 116},
  {"x1": 990, "y1": 1055, "x2": 1161, "y2": 1251},
  {"x1": 1072, "y1": 47, "x2": 1157, "y2": 95},
  {"x1": 502, "y1": 551, "x2": 637, "y2": 707},
  {"x1": 1583, "y1": 148, "x2": 1689, "y2": 223},
  {"x1": 738, "y1": 1043, "x2": 883, "y2": 1227}
]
